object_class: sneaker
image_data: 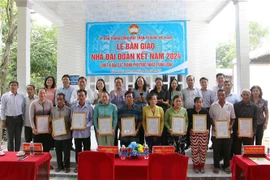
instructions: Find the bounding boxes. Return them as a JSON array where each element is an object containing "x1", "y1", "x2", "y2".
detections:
[
  {"x1": 209, "y1": 145, "x2": 213, "y2": 150},
  {"x1": 55, "y1": 167, "x2": 63, "y2": 172},
  {"x1": 200, "y1": 168, "x2": 205, "y2": 173},
  {"x1": 65, "y1": 168, "x2": 70, "y2": 173},
  {"x1": 224, "y1": 167, "x2": 231, "y2": 174},
  {"x1": 193, "y1": 168, "x2": 199, "y2": 173},
  {"x1": 74, "y1": 167, "x2": 78, "y2": 173},
  {"x1": 213, "y1": 168, "x2": 220, "y2": 174}
]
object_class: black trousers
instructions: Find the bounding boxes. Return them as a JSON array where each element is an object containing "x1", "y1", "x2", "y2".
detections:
[
  {"x1": 24, "y1": 126, "x2": 33, "y2": 143},
  {"x1": 114, "y1": 128, "x2": 119, "y2": 146},
  {"x1": 6, "y1": 116, "x2": 23, "y2": 151},
  {"x1": 161, "y1": 126, "x2": 169, "y2": 145},
  {"x1": 254, "y1": 124, "x2": 264, "y2": 145},
  {"x1": 212, "y1": 136, "x2": 232, "y2": 169},
  {"x1": 33, "y1": 133, "x2": 52, "y2": 152},
  {"x1": 233, "y1": 136, "x2": 253, "y2": 155},
  {"x1": 55, "y1": 139, "x2": 71, "y2": 168},
  {"x1": 75, "y1": 137, "x2": 91, "y2": 163}
]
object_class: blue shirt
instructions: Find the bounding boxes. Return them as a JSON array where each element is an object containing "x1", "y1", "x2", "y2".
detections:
[
  {"x1": 55, "y1": 85, "x2": 75, "y2": 106},
  {"x1": 109, "y1": 89, "x2": 127, "y2": 109},
  {"x1": 226, "y1": 93, "x2": 241, "y2": 104},
  {"x1": 70, "y1": 102, "x2": 93, "y2": 138}
]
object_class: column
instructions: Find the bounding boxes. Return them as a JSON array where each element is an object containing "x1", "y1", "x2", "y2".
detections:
[
  {"x1": 16, "y1": 0, "x2": 31, "y2": 95},
  {"x1": 233, "y1": 0, "x2": 250, "y2": 94}
]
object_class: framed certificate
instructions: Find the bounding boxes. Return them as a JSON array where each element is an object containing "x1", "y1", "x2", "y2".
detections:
[
  {"x1": 146, "y1": 117, "x2": 160, "y2": 136},
  {"x1": 71, "y1": 112, "x2": 86, "y2": 130},
  {"x1": 171, "y1": 116, "x2": 185, "y2": 135},
  {"x1": 121, "y1": 117, "x2": 136, "y2": 136},
  {"x1": 98, "y1": 116, "x2": 112, "y2": 136},
  {"x1": 52, "y1": 117, "x2": 67, "y2": 137},
  {"x1": 35, "y1": 115, "x2": 49, "y2": 134},
  {"x1": 215, "y1": 120, "x2": 230, "y2": 139},
  {"x1": 193, "y1": 114, "x2": 207, "y2": 133},
  {"x1": 238, "y1": 118, "x2": 252, "y2": 137}
]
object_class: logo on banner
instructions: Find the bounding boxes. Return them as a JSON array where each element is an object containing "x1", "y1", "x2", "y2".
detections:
[{"x1": 129, "y1": 24, "x2": 139, "y2": 34}]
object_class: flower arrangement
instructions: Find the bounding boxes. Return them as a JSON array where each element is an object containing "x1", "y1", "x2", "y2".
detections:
[{"x1": 120, "y1": 142, "x2": 148, "y2": 158}]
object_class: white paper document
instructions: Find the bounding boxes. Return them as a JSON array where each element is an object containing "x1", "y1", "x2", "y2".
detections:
[
  {"x1": 52, "y1": 117, "x2": 67, "y2": 136},
  {"x1": 193, "y1": 115, "x2": 206, "y2": 132},
  {"x1": 99, "y1": 117, "x2": 112, "y2": 135},
  {"x1": 72, "y1": 113, "x2": 86, "y2": 129},
  {"x1": 147, "y1": 117, "x2": 159, "y2": 135},
  {"x1": 172, "y1": 116, "x2": 185, "y2": 134},
  {"x1": 216, "y1": 120, "x2": 229, "y2": 138},
  {"x1": 121, "y1": 117, "x2": 135, "y2": 136},
  {"x1": 36, "y1": 116, "x2": 49, "y2": 133},
  {"x1": 239, "y1": 118, "x2": 252, "y2": 137}
]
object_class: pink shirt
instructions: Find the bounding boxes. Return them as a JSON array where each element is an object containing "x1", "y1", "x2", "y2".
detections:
[{"x1": 45, "y1": 88, "x2": 56, "y2": 105}]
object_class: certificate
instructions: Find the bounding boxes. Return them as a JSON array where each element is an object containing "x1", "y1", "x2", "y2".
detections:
[
  {"x1": 121, "y1": 117, "x2": 136, "y2": 136},
  {"x1": 171, "y1": 116, "x2": 185, "y2": 135},
  {"x1": 238, "y1": 118, "x2": 252, "y2": 137},
  {"x1": 146, "y1": 117, "x2": 160, "y2": 136},
  {"x1": 215, "y1": 120, "x2": 230, "y2": 138},
  {"x1": 98, "y1": 116, "x2": 112, "y2": 135},
  {"x1": 52, "y1": 117, "x2": 67, "y2": 137},
  {"x1": 35, "y1": 115, "x2": 49, "y2": 134},
  {"x1": 71, "y1": 112, "x2": 86, "y2": 130},
  {"x1": 193, "y1": 114, "x2": 207, "y2": 133}
]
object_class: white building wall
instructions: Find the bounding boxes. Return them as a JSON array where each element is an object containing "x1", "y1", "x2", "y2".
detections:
[
  {"x1": 250, "y1": 64, "x2": 270, "y2": 101},
  {"x1": 57, "y1": 21, "x2": 216, "y2": 91}
]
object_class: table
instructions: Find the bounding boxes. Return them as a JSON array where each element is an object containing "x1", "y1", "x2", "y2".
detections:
[
  {"x1": 115, "y1": 156, "x2": 148, "y2": 180},
  {"x1": 0, "y1": 152, "x2": 52, "y2": 180},
  {"x1": 231, "y1": 155, "x2": 270, "y2": 180}
]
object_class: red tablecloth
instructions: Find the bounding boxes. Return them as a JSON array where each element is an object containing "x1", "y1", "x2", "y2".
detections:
[
  {"x1": 231, "y1": 155, "x2": 270, "y2": 180},
  {"x1": 0, "y1": 152, "x2": 51, "y2": 180},
  {"x1": 115, "y1": 156, "x2": 148, "y2": 180}
]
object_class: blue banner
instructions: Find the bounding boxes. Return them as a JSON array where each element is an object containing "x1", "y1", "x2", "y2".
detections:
[{"x1": 86, "y1": 21, "x2": 187, "y2": 76}]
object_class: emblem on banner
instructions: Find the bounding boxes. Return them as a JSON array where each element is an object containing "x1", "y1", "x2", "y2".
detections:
[{"x1": 129, "y1": 24, "x2": 139, "y2": 34}]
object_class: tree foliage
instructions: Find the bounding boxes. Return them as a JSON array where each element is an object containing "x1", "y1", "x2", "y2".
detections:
[
  {"x1": 216, "y1": 21, "x2": 269, "y2": 68},
  {"x1": 1, "y1": 4, "x2": 57, "y2": 93}
]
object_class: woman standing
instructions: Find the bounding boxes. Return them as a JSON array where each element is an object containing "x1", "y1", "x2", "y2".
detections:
[
  {"x1": 133, "y1": 76, "x2": 149, "y2": 108},
  {"x1": 142, "y1": 93, "x2": 164, "y2": 151},
  {"x1": 150, "y1": 77, "x2": 169, "y2": 145},
  {"x1": 250, "y1": 85, "x2": 268, "y2": 145},
  {"x1": 93, "y1": 92, "x2": 118, "y2": 145},
  {"x1": 164, "y1": 95, "x2": 187, "y2": 155},
  {"x1": 93, "y1": 79, "x2": 107, "y2": 105},
  {"x1": 29, "y1": 88, "x2": 53, "y2": 168},
  {"x1": 133, "y1": 76, "x2": 149, "y2": 144},
  {"x1": 188, "y1": 97, "x2": 211, "y2": 173},
  {"x1": 44, "y1": 76, "x2": 57, "y2": 106},
  {"x1": 168, "y1": 78, "x2": 183, "y2": 105}
]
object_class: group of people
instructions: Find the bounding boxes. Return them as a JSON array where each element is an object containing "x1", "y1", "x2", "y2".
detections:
[{"x1": 0, "y1": 73, "x2": 268, "y2": 175}]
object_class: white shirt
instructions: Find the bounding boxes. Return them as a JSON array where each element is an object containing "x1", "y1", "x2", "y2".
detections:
[
  {"x1": 1, "y1": 91, "x2": 25, "y2": 120},
  {"x1": 209, "y1": 101, "x2": 236, "y2": 137},
  {"x1": 181, "y1": 87, "x2": 202, "y2": 109},
  {"x1": 70, "y1": 87, "x2": 94, "y2": 105}
]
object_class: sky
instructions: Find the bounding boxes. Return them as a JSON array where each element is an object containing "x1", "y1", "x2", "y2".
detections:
[{"x1": 211, "y1": 0, "x2": 270, "y2": 45}]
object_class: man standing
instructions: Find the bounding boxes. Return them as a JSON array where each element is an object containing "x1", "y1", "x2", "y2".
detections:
[
  {"x1": 55, "y1": 74, "x2": 74, "y2": 107},
  {"x1": 181, "y1": 75, "x2": 202, "y2": 149},
  {"x1": 1, "y1": 81, "x2": 25, "y2": 151},
  {"x1": 118, "y1": 91, "x2": 142, "y2": 146},
  {"x1": 233, "y1": 89, "x2": 257, "y2": 155},
  {"x1": 209, "y1": 89, "x2": 235, "y2": 174},
  {"x1": 70, "y1": 89, "x2": 93, "y2": 173},
  {"x1": 224, "y1": 80, "x2": 241, "y2": 104},
  {"x1": 212, "y1": 73, "x2": 225, "y2": 102},
  {"x1": 109, "y1": 77, "x2": 127, "y2": 146},
  {"x1": 70, "y1": 76, "x2": 94, "y2": 106},
  {"x1": 199, "y1": 77, "x2": 214, "y2": 110},
  {"x1": 51, "y1": 93, "x2": 71, "y2": 173},
  {"x1": 24, "y1": 84, "x2": 38, "y2": 143}
]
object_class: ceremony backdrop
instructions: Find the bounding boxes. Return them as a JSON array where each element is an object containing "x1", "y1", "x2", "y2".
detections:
[{"x1": 86, "y1": 21, "x2": 187, "y2": 76}]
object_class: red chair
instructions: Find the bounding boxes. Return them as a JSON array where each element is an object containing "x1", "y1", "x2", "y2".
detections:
[
  {"x1": 78, "y1": 151, "x2": 115, "y2": 180},
  {"x1": 148, "y1": 153, "x2": 189, "y2": 180}
]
